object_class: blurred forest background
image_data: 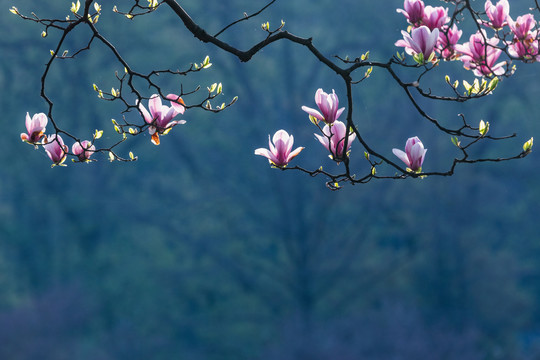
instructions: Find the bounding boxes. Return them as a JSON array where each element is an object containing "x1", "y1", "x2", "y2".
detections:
[{"x1": 2, "y1": 0, "x2": 540, "y2": 359}]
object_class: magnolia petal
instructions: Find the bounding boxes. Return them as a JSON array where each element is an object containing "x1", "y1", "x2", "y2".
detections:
[
  {"x1": 348, "y1": 132, "x2": 357, "y2": 146},
  {"x1": 137, "y1": 100, "x2": 153, "y2": 124},
  {"x1": 426, "y1": 28, "x2": 439, "y2": 56},
  {"x1": 492, "y1": 61, "x2": 507, "y2": 75},
  {"x1": 330, "y1": 90, "x2": 339, "y2": 108},
  {"x1": 148, "y1": 94, "x2": 162, "y2": 119},
  {"x1": 405, "y1": 136, "x2": 420, "y2": 155},
  {"x1": 318, "y1": 93, "x2": 331, "y2": 119},
  {"x1": 25, "y1": 112, "x2": 32, "y2": 131},
  {"x1": 170, "y1": 102, "x2": 185, "y2": 114},
  {"x1": 72, "y1": 142, "x2": 83, "y2": 155},
  {"x1": 272, "y1": 129, "x2": 288, "y2": 145},
  {"x1": 392, "y1": 148, "x2": 411, "y2": 167},
  {"x1": 254, "y1": 148, "x2": 272, "y2": 158},
  {"x1": 160, "y1": 106, "x2": 177, "y2": 128},
  {"x1": 165, "y1": 120, "x2": 179, "y2": 129},
  {"x1": 254, "y1": 148, "x2": 278, "y2": 165},
  {"x1": 268, "y1": 134, "x2": 276, "y2": 154},
  {"x1": 314, "y1": 88, "x2": 324, "y2": 105},
  {"x1": 288, "y1": 146, "x2": 304, "y2": 161},
  {"x1": 335, "y1": 107, "x2": 345, "y2": 121},
  {"x1": 409, "y1": 143, "x2": 426, "y2": 170},
  {"x1": 411, "y1": 26, "x2": 429, "y2": 50},
  {"x1": 314, "y1": 133, "x2": 329, "y2": 151},
  {"x1": 301, "y1": 106, "x2": 324, "y2": 121},
  {"x1": 166, "y1": 94, "x2": 186, "y2": 114},
  {"x1": 35, "y1": 113, "x2": 48, "y2": 129},
  {"x1": 332, "y1": 121, "x2": 347, "y2": 142},
  {"x1": 285, "y1": 134, "x2": 295, "y2": 155},
  {"x1": 273, "y1": 138, "x2": 288, "y2": 163},
  {"x1": 321, "y1": 124, "x2": 332, "y2": 138}
]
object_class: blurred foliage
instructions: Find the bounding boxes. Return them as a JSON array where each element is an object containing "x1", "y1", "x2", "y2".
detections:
[{"x1": 2, "y1": 0, "x2": 540, "y2": 359}]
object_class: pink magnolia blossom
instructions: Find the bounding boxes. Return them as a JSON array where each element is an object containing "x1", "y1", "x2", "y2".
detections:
[
  {"x1": 455, "y1": 30, "x2": 506, "y2": 76},
  {"x1": 314, "y1": 120, "x2": 356, "y2": 161},
  {"x1": 137, "y1": 94, "x2": 186, "y2": 145},
  {"x1": 392, "y1": 136, "x2": 427, "y2": 172},
  {"x1": 437, "y1": 24, "x2": 462, "y2": 60},
  {"x1": 43, "y1": 134, "x2": 68, "y2": 166},
  {"x1": 508, "y1": 14, "x2": 536, "y2": 40},
  {"x1": 422, "y1": 6, "x2": 449, "y2": 31},
  {"x1": 72, "y1": 140, "x2": 95, "y2": 162},
  {"x1": 301, "y1": 88, "x2": 345, "y2": 125},
  {"x1": 506, "y1": 14, "x2": 539, "y2": 61},
  {"x1": 254, "y1": 130, "x2": 304, "y2": 167},
  {"x1": 485, "y1": 0, "x2": 509, "y2": 29},
  {"x1": 508, "y1": 36, "x2": 540, "y2": 61},
  {"x1": 395, "y1": 26, "x2": 440, "y2": 62},
  {"x1": 396, "y1": 0, "x2": 425, "y2": 26},
  {"x1": 20, "y1": 112, "x2": 47, "y2": 144}
]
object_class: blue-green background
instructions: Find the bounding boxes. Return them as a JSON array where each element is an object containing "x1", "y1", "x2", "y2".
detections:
[{"x1": 1, "y1": 1, "x2": 540, "y2": 359}]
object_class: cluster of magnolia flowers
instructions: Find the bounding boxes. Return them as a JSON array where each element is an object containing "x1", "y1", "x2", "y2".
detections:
[
  {"x1": 20, "y1": 112, "x2": 95, "y2": 166},
  {"x1": 20, "y1": 94, "x2": 186, "y2": 166},
  {"x1": 395, "y1": 0, "x2": 539, "y2": 76},
  {"x1": 255, "y1": 88, "x2": 427, "y2": 173}
]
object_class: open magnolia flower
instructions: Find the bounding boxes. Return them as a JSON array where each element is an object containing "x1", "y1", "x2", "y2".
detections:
[
  {"x1": 438, "y1": 24, "x2": 462, "y2": 60},
  {"x1": 455, "y1": 30, "x2": 506, "y2": 76},
  {"x1": 20, "y1": 112, "x2": 47, "y2": 144},
  {"x1": 422, "y1": 5, "x2": 449, "y2": 31},
  {"x1": 314, "y1": 120, "x2": 356, "y2": 161},
  {"x1": 485, "y1": 0, "x2": 509, "y2": 29},
  {"x1": 43, "y1": 134, "x2": 68, "y2": 166},
  {"x1": 255, "y1": 129, "x2": 304, "y2": 167},
  {"x1": 72, "y1": 140, "x2": 95, "y2": 162},
  {"x1": 396, "y1": 25, "x2": 440, "y2": 63},
  {"x1": 392, "y1": 136, "x2": 427, "y2": 172},
  {"x1": 507, "y1": 14, "x2": 539, "y2": 61},
  {"x1": 396, "y1": 0, "x2": 425, "y2": 26},
  {"x1": 301, "y1": 88, "x2": 345, "y2": 125},
  {"x1": 137, "y1": 94, "x2": 186, "y2": 145},
  {"x1": 508, "y1": 13, "x2": 536, "y2": 40}
]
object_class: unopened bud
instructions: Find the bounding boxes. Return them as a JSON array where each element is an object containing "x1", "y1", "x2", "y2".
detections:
[{"x1": 523, "y1": 137, "x2": 534, "y2": 153}]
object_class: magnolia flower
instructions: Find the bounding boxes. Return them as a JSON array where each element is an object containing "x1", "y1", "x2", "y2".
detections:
[
  {"x1": 508, "y1": 14, "x2": 536, "y2": 40},
  {"x1": 43, "y1": 134, "x2": 68, "y2": 166},
  {"x1": 20, "y1": 112, "x2": 47, "y2": 144},
  {"x1": 485, "y1": 0, "x2": 509, "y2": 29},
  {"x1": 395, "y1": 26, "x2": 440, "y2": 63},
  {"x1": 508, "y1": 37, "x2": 540, "y2": 61},
  {"x1": 422, "y1": 6, "x2": 449, "y2": 30},
  {"x1": 72, "y1": 140, "x2": 95, "y2": 162},
  {"x1": 301, "y1": 88, "x2": 345, "y2": 125},
  {"x1": 314, "y1": 120, "x2": 356, "y2": 161},
  {"x1": 138, "y1": 94, "x2": 186, "y2": 145},
  {"x1": 255, "y1": 130, "x2": 304, "y2": 167},
  {"x1": 392, "y1": 136, "x2": 427, "y2": 172},
  {"x1": 396, "y1": 0, "x2": 425, "y2": 25},
  {"x1": 505, "y1": 14, "x2": 539, "y2": 61},
  {"x1": 438, "y1": 24, "x2": 462, "y2": 60},
  {"x1": 455, "y1": 30, "x2": 506, "y2": 76}
]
